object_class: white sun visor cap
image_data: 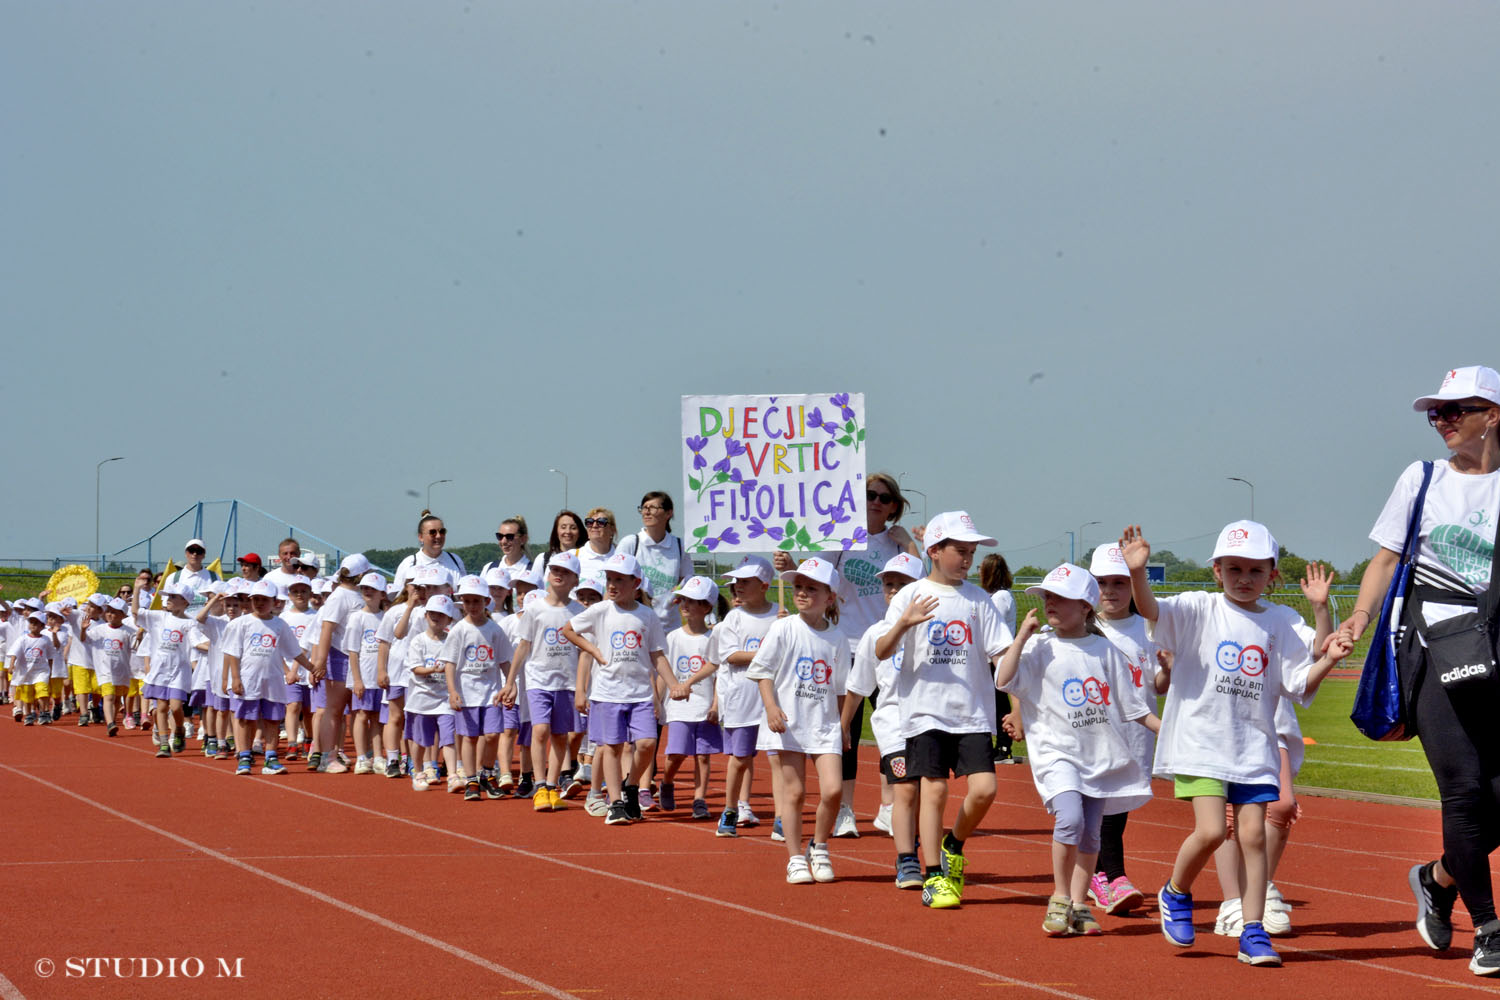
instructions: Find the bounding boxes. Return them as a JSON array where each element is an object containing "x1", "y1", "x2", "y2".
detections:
[
  {"x1": 160, "y1": 581, "x2": 195, "y2": 602},
  {"x1": 1089, "y1": 543, "x2": 1130, "y2": 579},
  {"x1": 358, "y1": 572, "x2": 387, "y2": 591},
  {"x1": 1210, "y1": 520, "x2": 1279, "y2": 566},
  {"x1": 339, "y1": 553, "x2": 371, "y2": 578},
  {"x1": 1413, "y1": 365, "x2": 1500, "y2": 411},
  {"x1": 423, "y1": 595, "x2": 458, "y2": 620},
  {"x1": 878, "y1": 553, "x2": 926, "y2": 581},
  {"x1": 1025, "y1": 562, "x2": 1101, "y2": 608},
  {"x1": 723, "y1": 555, "x2": 774, "y2": 584},
  {"x1": 547, "y1": 551, "x2": 582, "y2": 576},
  {"x1": 455, "y1": 577, "x2": 490, "y2": 599},
  {"x1": 673, "y1": 576, "x2": 719, "y2": 602},
  {"x1": 250, "y1": 580, "x2": 280, "y2": 599},
  {"x1": 779, "y1": 557, "x2": 842, "y2": 591},
  {"x1": 602, "y1": 552, "x2": 642, "y2": 579},
  {"x1": 483, "y1": 567, "x2": 513, "y2": 590},
  {"x1": 923, "y1": 511, "x2": 997, "y2": 550}
]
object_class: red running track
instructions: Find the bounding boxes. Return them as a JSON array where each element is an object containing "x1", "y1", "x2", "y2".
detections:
[{"x1": 0, "y1": 718, "x2": 1495, "y2": 999}]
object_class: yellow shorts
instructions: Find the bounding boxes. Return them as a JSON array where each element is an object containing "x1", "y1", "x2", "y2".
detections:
[
  {"x1": 128, "y1": 678, "x2": 144, "y2": 697},
  {"x1": 49, "y1": 678, "x2": 66, "y2": 698},
  {"x1": 97, "y1": 681, "x2": 129, "y2": 697},
  {"x1": 70, "y1": 666, "x2": 97, "y2": 695},
  {"x1": 18, "y1": 681, "x2": 52, "y2": 702}
]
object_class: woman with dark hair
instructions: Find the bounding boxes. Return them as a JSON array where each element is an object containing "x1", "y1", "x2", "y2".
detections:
[
  {"x1": 483, "y1": 516, "x2": 531, "y2": 577},
  {"x1": 618, "y1": 492, "x2": 689, "y2": 634},
  {"x1": 1338, "y1": 366, "x2": 1500, "y2": 976},
  {"x1": 394, "y1": 511, "x2": 467, "y2": 591},
  {"x1": 546, "y1": 510, "x2": 585, "y2": 563}
]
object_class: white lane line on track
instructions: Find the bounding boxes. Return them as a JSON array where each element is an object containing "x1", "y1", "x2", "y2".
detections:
[
  {"x1": 0, "y1": 971, "x2": 27, "y2": 1000},
  {"x1": 0, "y1": 763, "x2": 581, "y2": 1000}
]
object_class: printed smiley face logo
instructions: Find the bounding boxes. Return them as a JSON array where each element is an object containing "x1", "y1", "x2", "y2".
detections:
[
  {"x1": 1238, "y1": 645, "x2": 1268, "y2": 677},
  {"x1": 105, "y1": 639, "x2": 124, "y2": 653},
  {"x1": 675, "y1": 655, "x2": 692, "y2": 679},
  {"x1": 926, "y1": 621, "x2": 948, "y2": 645},
  {"x1": 1061, "y1": 678, "x2": 1086, "y2": 707},
  {"x1": 543, "y1": 627, "x2": 560, "y2": 645},
  {"x1": 745, "y1": 637, "x2": 761, "y2": 651},
  {"x1": 795, "y1": 655, "x2": 815, "y2": 681},
  {"x1": 812, "y1": 659, "x2": 832, "y2": 685},
  {"x1": 622, "y1": 631, "x2": 642, "y2": 650},
  {"x1": 944, "y1": 621, "x2": 971, "y2": 646},
  {"x1": 292, "y1": 624, "x2": 306, "y2": 639},
  {"x1": 363, "y1": 628, "x2": 377, "y2": 645},
  {"x1": 1216, "y1": 640, "x2": 1243, "y2": 672},
  {"x1": 610, "y1": 631, "x2": 626, "y2": 650},
  {"x1": 1083, "y1": 677, "x2": 1110, "y2": 706}
]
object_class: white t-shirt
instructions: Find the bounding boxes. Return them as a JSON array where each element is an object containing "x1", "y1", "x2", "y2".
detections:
[
  {"x1": 1149, "y1": 591, "x2": 1315, "y2": 786},
  {"x1": 1096, "y1": 614, "x2": 1160, "y2": 773},
  {"x1": 195, "y1": 616, "x2": 229, "y2": 697},
  {"x1": 747, "y1": 615, "x2": 849, "y2": 754},
  {"x1": 502, "y1": 615, "x2": 529, "y2": 722},
  {"x1": 394, "y1": 549, "x2": 467, "y2": 591},
  {"x1": 1002, "y1": 632, "x2": 1154, "y2": 812},
  {"x1": 847, "y1": 619, "x2": 904, "y2": 757},
  {"x1": 618, "y1": 531, "x2": 688, "y2": 633},
  {"x1": 1371, "y1": 459, "x2": 1500, "y2": 603},
  {"x1": 568, "y1": 600, "x2": 665, "y2": 704},
  {"x1": 84, "y1": 622, "x2": 137, "y2": 687},
  {"x1": 342, "y1": 609, "x2": 385, "y2": 688},
  {"x1": 439, "y1": 618, "x2": 512, "y2": 708},
  {"x1": 830, "y1": 528, "x2": 905, "y2": 653},
  {"x1": 280, "y1": 607, "x2": 319, "y2": 685},
  {"x1": 65, "y1": 620, "x2": 92, "y2": 670},
  {"x1": 263, "y1": 567, "x2": 301, "y2": 590},
  {"x1": 884, "y1": 578, "x2": 1015, "y2": 738},
  {"x1": 989, "y1": 590, "x2": 1017, "y2": 634},
  {"x1": 664, "y1": 628, "x2": 714, "y2": 724},
  {"x1": 315, "y1": 586, "x2": 364, "y2": 654},
  {"x1": 224, "y1": 614, "x2": 300, "y2": 703},
  {"x1": 708, "y1": 604, "x2": 780, "y2": 729},
  {"x1": 403, "y1": 631, "x2": 452, "y2": 715},
  {"x1": 168, "y1": 567, "x2": 216, "y2": 598},
  {"x1": 482, "y1": 554, "x2": 531, "y2": 577},
  {"x1": 572, "y1": 544, "x2": 616, "y2": 586},
  {"x1": 8, "y1": 634, "x2": 55, "y2": 686},
  {"x1": 139, "y1": 610, "x2": 203, "y2": 692},
  {"x1": 518, "y1": 596, "x2": 583, "y2": 692},
  {"x1": 49, "y1": 624, "x2": 74, "y2": 679}
]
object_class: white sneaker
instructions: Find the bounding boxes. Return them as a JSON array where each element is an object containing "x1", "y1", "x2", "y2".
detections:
[
  {"x1": 807, "y1": 844, "x2": 836, "y2": 883},
  {"x1": 1264, "y1": 882, "x2": 1293, "y2": 935},
  {"x1": 872, "y1": 803, "x2": 893, "y2": 836},
  {"x1": 736, "y1": 803, "x2": 760, "y2": 828},
  {"x1": 786, "y1": 855, "x2": 814, "y2": 885},
  {"x1": 584, "y1": 791, "x2": 609, "y2": 817},
  {"x1": 183, "y1": 721, "x2": 195, "y2": 739},
  {"x1": 833, "y1": 802, "x2": 860, "y2": 838},
  {"x1": 352, "y1": 757, "x2": 374, "y2": 775},
  {"x1": 1215, "y1": 897, "x2": 1244, "y2": 936},
  {"x1": 411, "y1": 774, "x2": 430, "y2": 791},
  {"x1": 447, "y1": 775, "x2": 465, "y2": 794}
]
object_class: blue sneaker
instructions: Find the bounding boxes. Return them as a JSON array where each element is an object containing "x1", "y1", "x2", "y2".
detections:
[
  {"x1": 716, "y1": 808, "x2": 739, "y2": 838},
  {"x1": 1158, "y1": 883, "x2": 1195, "y2": 947},
  {"x1": 771, "y1": 817, "x2": 785, "y2": 843},
  {"x1": 261, "y1": 758, "x2": 287, "y2": 776},
  {"x1": 235, "y1": 756, "x2": 253, "y2": 776},
  {"x1": 1237, "y1": 921, "x2": 1281, "y2": 966}
]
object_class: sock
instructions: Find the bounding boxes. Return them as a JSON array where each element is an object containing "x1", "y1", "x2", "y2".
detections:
[
  {"x1": 739, "y1": 800, "x2": 751, "y2": 812},
  {"x1": 898, "y1": 852, "x2": 919, "y2": 863},
  {"x1": 265, "y1": 750, "x2": 278, "y2": 761},
  {"x1": 1167, "y1": 879, "x2": 1186, "y2": 895},
  {"x1": 239, "y1": 751, "x2": 252, "y2": 761},
  {"x1": 926, "y1": 865, "x2": 942, "y2": 879},
  {"x1": 944, "y1": 832, "x2": 964, "y2": 854},
  {"x1": 387, "y1": 749, "x2": 398, "y2": 762}
]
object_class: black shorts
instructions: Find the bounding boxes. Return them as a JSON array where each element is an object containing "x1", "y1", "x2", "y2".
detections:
[
  {"x1": 880, "y1": 750, "x2": 916, "y2": 784},
  {"x1": 905, "y1": 730, "x2": 995, "y2": 779}
]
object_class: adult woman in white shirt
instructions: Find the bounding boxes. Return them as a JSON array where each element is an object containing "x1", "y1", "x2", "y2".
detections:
[{"x1": 394, "y1": 511, "x2": 467, "y2": 590}]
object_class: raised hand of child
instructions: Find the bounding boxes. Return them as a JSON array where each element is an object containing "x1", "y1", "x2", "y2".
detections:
[
  {"x1": 1119, "y1": 525, "x2": 1150, "y2": 570},
  {"x1": 1015, "y1": 607, "x2": 1042, "y2": 643},
  {"x1": 1300, "y1": 562, "x2": 1335, "y2": 605},
  {"x1": 899, "y1": 594, "x2": 940, "y2": 631}
]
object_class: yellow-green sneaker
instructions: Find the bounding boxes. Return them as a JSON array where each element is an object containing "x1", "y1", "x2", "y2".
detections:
[
  {"x1": 1043, "y1": 894, "x2": 1072, "y2": 936},
  {"x1": 922, "y1": 873, "x2": 961, "y2": 909},
  {"x1": 939, "y1": 835, "x2": 967, "y2": 898}
]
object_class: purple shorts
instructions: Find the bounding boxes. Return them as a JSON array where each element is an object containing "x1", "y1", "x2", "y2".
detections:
[
  {"x1": 310, "y1": 679, "x2": 348, "y2": 712},
  {"x1": 231, "y1": 697, "x2": 287, "y2": 722},
  {"x1": 666, "y1": 719, "x2": 724, "y2": 756},
  {"x1": 285, "y1": 684, "x2": 310, "y2": 709},
  {"x1": 588, "y1": 701, "x2": 657, "y2": 746},
  {"x1": 527, "y1": 688, "x2": 579, "y2": 734},
  {"x1": 209, "y1": 693, "x2": 232, "y2": 713},
  {"x1": 349, "y1": 687, "x2": 382, "y2": 713},
  {"x1": 722, "y1": 724, "x2": 758, "y2": 758},
  {"x1": 500, "y1": 703, "x2": 522, "y2": 731},
  {"x1": 454, "y1": 705, "x2": 504, "y2": 737},
  {"x1": 404, "y1": 712, "x2": 455, "y2": 748},
  {"x1": 386, "y1": 685, "x2": 406, "y2": 702},
  {"x1": 143, "y1": 684, "x2": 189, "y2": 704},
  {"x1": 324, "y1": 649, "x2": 349, "y2": 684},
  {"x1": 188, "y1": 689, "x2": 207, "y2": 709}
]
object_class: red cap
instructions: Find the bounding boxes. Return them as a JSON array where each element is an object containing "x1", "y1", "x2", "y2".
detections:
[{"x1": 237, "y1": 553, "x2": 262, "y2": 566}]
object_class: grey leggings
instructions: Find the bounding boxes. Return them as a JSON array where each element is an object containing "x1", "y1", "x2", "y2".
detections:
[{"x1": 1051, "y1": 790, "x2": 1106, "y2": 855}]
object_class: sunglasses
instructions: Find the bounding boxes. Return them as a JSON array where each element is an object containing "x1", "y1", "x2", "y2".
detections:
[
  {"x1": 866, "y1": 491, "x2": 897, "y2": 505},
  {"x1": 584, "y1": 518, "x2": 612, "y2": 528},
  {"x1": 185, "y1": 547, "x2": 205, "y2": 555},
  {"x1": 1427, "y1": 403, "x2": 1491, "y2": 427},
  {"x1": 425, "y1": 528, "x2": 447, "y2": 536},
  {"x1": 496, "y1": 532, "x2": 520, "y2": 541}
]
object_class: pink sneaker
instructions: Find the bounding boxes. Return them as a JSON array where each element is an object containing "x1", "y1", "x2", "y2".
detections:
[
  {"x1": 1087, "y1": 871, "x2": 1114, "y2": 910},
  {"x1": 121, "y1": 715, "x2": 137, "y2": 730},
  {"x1": 1105, "y1": 876, "x2": 1143, "y2": 915}
]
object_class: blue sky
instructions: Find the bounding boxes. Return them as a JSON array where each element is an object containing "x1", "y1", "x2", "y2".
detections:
[{"x1": 4, "y1": 2, "x2": 1498, "y2": 573}]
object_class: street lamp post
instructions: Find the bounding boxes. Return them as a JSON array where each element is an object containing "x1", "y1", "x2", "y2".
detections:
[
  {"x1": 1077, "y1": 520, "x2": 1102, "y2": 563},
  {"x1": 904, "y1": 487, "x2": 928, "y2": 528},
  {"x1": 96, "y1": 456, "x2": 124, "y2": 566},
  {"x1": 1227, "y1": 477, "x2": 1255, "y2": 520},
  {"x1": 426, "y1": 479, "x2": 452, "y2": 509},
  {"x1": 548, "y1": 468, "x2": 569, "y2": 510}
]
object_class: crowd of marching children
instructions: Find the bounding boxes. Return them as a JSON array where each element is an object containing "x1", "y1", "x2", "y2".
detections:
[{"x1": 2, "y1": 487, "x2": 1358, "y2": 969}]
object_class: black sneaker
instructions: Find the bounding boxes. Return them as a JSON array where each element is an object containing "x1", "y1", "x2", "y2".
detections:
[
  {"x1": 624, "y1": 784, "x2": 642, "y2": 821},
  {"x1": 660, "y1": 782, "x2": 676, "y2": 812},
  {"x1": 1473, "y1": 920, "x2": 1500, "y2": 976},
  {"x1": 691, "y1": 799, "x2": 710, "y2": 821},
  {"x1": 383, "y1": 758, "x2": 402, "y2": 779},
  {"x1": 464, "y1": 779, "x2": 481, "y2": 802},
  {"x1": 605, "y1": 801, "x2": 632, "y2": 825},
  {"x1": 516, "y1": 773, "x2": 535, "y2": 799},
  {"x1": 1411, "y1": 861, "x2": 1458, "y2": 951},
  {"x1": 481, "y1": 774, "x2": 502, "y2": 799},
  {"x1": 560, "y1": 772, "x2": 584, "y2": 800}
]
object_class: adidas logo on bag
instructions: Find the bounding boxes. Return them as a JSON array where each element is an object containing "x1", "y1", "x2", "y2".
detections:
[{"x1": 1440, "y1": 663, "x2": 1491, "y2": 684}]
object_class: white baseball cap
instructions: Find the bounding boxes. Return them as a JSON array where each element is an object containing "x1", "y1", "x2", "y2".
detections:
[
  {"x1": 27, "y1": 610, "x2": 47, "y2": 624},
  {"x1": 250, "y1": 580, "x2": 279, "y2": 598},
  {"x1": 575, "y1": 574, "x2": 606, "y2": 596},
  {"x1": 1025, "y1": 562, "x2": 1101, "y2": 607},
  {"x1": 522, "y1": 589, "x2": 547, "y2": 612},
  {"x1": 603, "y1": 552, "x2": 642, "y2": 579},
  {"x1": 514, "y1": 564, "x2": 546, "y2": 589},
  {"x1": 106, "y1": 597, "x2": 128, "y2": 612},
  {"x1": 358, "y1": 572, "x2": 387, "y2": 591},
  {"x1": 878, "y1": 552, "x2": 926, "y2": 582},
  {"x1": 1089, "y1": 543, "x2": 1130, "y2": 579},
  {"x1": 87, "y1": 593, "x2": 109, "y2": 608},
  {"x1": 287, "y1": 577, "x2": 313, "y2": 590},
  {"x1": 779, "y1": 557, "x2": 842, "y2": 591},
  {"x1": 1210, "y1": 520, "x2": 1279, "y2": 565},
  {"x1": 723, "y1": 555, "x2": 774, "y2": 584},
  {"x1": 673, "y1": 576, "x2": 719, "y2": 602},
  {"x1": 185, "y1": 538, "x2": 206, "y2": 550},
  {"x1": 455, "y1": 577, "x2": 490, "y2": 599},
  {"x1": 413, "y1": 564, "x2": 453, "y2": 588},
  {"x1": 547, "y1": 551, "x2": 582, "y2": 576},
  {"x1": 160, "y1": 581, "x2": 195, "y2": 601},
  {"x1": 339, "y1": 553, "x2": 371, "y2": 577},
  {"x1": 483, "y1": 567, "x2": 513, "y2": 590},
  {"x1": 1413, "y1": 366, "x2": 1500, "y2": 411},
  {"x1": 61, "y1": 596, "x2": 78, "y2": 609},
  {"x1": 423, "y1": 595, "x2": 458, "y2": 620},
  {"x1": 45, "y1": 601, "x2": 65, "y2": 616},
  {"x1": 199, "y1": 580, "x2": 223, "y2": 596},
  {"x1": 923, "y1": 511, "x2": 997, "y2": 551}
]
